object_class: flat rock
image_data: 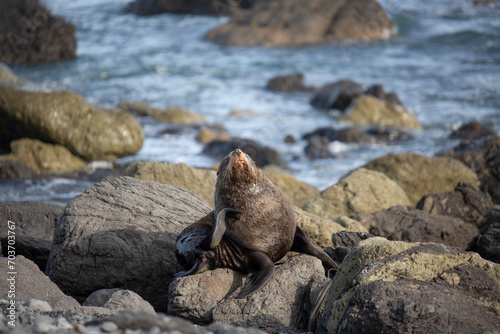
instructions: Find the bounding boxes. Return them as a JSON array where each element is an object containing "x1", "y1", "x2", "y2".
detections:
[
  {"x1": 352, "y1": 205, "x2": 479, "y2": 250},
  {"x1": 303, "y1": 168, "x2": 411, "y2": 218},
  {"x1": 84, "y1": 289, "x2": 155, "y2": 314},
  {"x1": 125, "y1": 161, "x2": 217, "y2": 206},
  {"x1": 0, "y1": 82, "x2": 144, "y2": 161},
  {"x1": 169, "y1": 254, "x2": 330, "y2": 332},
  {"x1": 45, "y1": 176, "x2": 212, "y2": 311},
  {"x1": 342, "y1": 95, "x2": 422, "y2": 130},
  {"x1": 120, "y1": 101, "x2": 205, "y2": 124},
  {"x1": 206, "y1": 0, "x2": 392, "y2": 47},
  {"x1": 363, "y1": 152, "x2": 479, "y2": 206},
  {"x1": 0, "y1": 256, "x2": 80, "y2": 309},
  {"x1": 0, "y1": 0, "x2": 76, "y2": 64},
  {"x1": 316, "y1": 238, "x2": 500, "y2": 333}
]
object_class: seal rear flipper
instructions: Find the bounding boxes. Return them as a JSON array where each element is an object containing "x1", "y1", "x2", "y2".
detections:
[
  {"x1": 210, "y1": 207, "x2": 242, "y2": 249},
  {"x1": 173, "y1": 250, "x2": 214, "y2": 279},
  {"x1": 235, "y1": 250, "x2": 275, "y2": 299},
  {"x1": 291, "y1": 226, "x2": 339, "y2": 272}
]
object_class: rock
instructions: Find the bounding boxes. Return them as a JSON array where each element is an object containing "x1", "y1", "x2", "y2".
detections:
[
  {"x1": 0, "y1": 160, "x2": 39, "y2": 179},
  {"x1": 0, "y1": 63, "x2": 19, "y2": 81},
  {"x1": 316, "y1": 238, "x2": 500, "y2": 333},
  {"x1": 364, "y1": 84, "x2": 403, "y2": 106},
  {"x1": 125, "y1": 161, "x2": 217, "y2": 206},
  {"x1": 284, "y1": 135, "x2": 296, "y2": 143},
  {"x1": 310, "y1": 80, "x2": 364, "y2": 111},
  {"x1": 205, "y1": 322, "x2": 267, "y2": 334},
  {"x1": 304, "y1": 135, "x2": 334, "y2": 159},
  {"x1": 303, "y1": 168, "x2": 411, "y2": 218},
  {"x1": 341, "y1": 95, "x2": 422, "y2": 130},
  {"x1": 366, "y1": 125, "x2": 414, "y2": 142},
  {"x1": 0, "y1": 138, "x2": 86, "y2": 174},
  {"x1": 45, "y1": 176, "x2": 212, "y2": 310},
  {"x1": 325, "y1": 231, "x2": 374, "y2": 264},
  {"x1": 363, "y1": 152, "x2": 479, "y2": 206},
  {"x1": 444, "y1": 137, "x2": 500, "y2": 204},
  {"x1": 449, "y1": 121, "x2": 497, "y2": 140},
  {"x1": 472, "y1": 208, "x2": 500, "y2": 263},
  {"x1": 416, "y1": 182, "x2": 492, "y2": 225},
  {"x1": 352, "y1": 205, "x2": 479, "y2": 250},
  {"x1": 119, "y1": 101, "x2": 205, "y2": 124},
  {"x1": 24, "y1": 299, "x2": 52, "y2": 312},
  {"x1": 0, "y1": 0, "x2": 76, "y2": 64},
  {"x1": 229, "y1": 109, "x2": 261, "y2": 118},
  {"x1": 303, "y1": 125, "x2": 413, "y2": 145},
  {"x1": 0, "y1": 201, "x2": 63, "y2": 270},
  {"x1": 265, "y1": 73, "x2": 314, "y2": 92},
  {"x1": 169, "y1": 254, "x2": 329, "y2": 332},
  {"x1": 84, "y1": 289, "x2": 155, "y2": 314},
  {"x1": 203, "y1": 138, "x2": 287, "y2": 168},
  {"x1": 0, "y1": 256, "x2": 80, "y2": 309},
  {"x1": 122, "y1": 0, "x2": 256, "y2": 16},
  {"x1": 195, "y1": 127, "x2": 231, "y2": 144},
  {"x1": 206, "y1": 0, "x2": 392, "y2": 47},
  {"x1": 0, "y1": 83, "x2": 144, "y2": 161},
  {"x1": 263, "y1": 166, "x2": 319, "y2": 207}
]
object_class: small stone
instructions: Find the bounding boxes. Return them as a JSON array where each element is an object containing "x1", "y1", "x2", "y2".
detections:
[
  {"x1": 148, "y1": 326, "x2": 161, "y2": 334},
  {"x1": 56, "y1": 317, "x2": 74, "y2": 330},
  {"x1": 32, "y1": 314, "x2": 54, "y2": 333},
  {"x1": 101, "y1": 321, "x2": 119, "y2": 332},
  {"x1": 78, "y1": 325, "x2": 102, "y2": 334},
  {"x1": 24, "y1": 299, "x2": 52, "y2": 312}
]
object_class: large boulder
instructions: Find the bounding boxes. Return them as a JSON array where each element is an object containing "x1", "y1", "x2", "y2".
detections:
[
  {"x1": 303, "y1": 168, "x2": 411, "y2": 218},
  {"x1": 206, "y1": 0, "x2": 392, "y2": 47},
  {"x1": 0, "y1": 201, "x2": 63, "y2": 270},
  {"x1": 316, "y1": 237, "x2": 500, "y2": 333},
  {"x1": 444, "y1": 137, "x2": 500, "y2": 204},
  {"x1": 0, "y1": 138, "x2": 86, "y2": 174},
  {"x1": 0, "y1": 0, "x2": 76, "y2": 64},
  {"x1": 363, "y1": 152, "x2": 479, "y2": 206},
  {"x1": 341, "y1": 95, "x2": 422, "y2": 129},
  {"x1": 122, "y1": 0, "x2": 256, "y2": 16},
  {"x1": 125, "y1": 161, "x2": 217, "y2": 206},
  {"x1": 263, "y1": 166, "x2": 319, "y2": 207},
  {"x1": 119, "y1": 101, "x2": 205, "y2": 125},
  {"x1": 351, "y1": 205, "x2": 479, "y2": 250},
  {"x1": 0, "y1": 256, "x2": 80, "y2": 309},
  {"x1": 0, "y1": 82, "x2": 144, "y2": 161},
  {"x1": 169, "y1": 254, "x2": 330, "y2": 332},
  {"x1": 45, "y1": 176, "x2": 212, "y2": 311}
]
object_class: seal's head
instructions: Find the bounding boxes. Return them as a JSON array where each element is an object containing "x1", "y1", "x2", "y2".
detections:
[{"x1": 216, "y1": 148, "x2": 261, "y2": 188}]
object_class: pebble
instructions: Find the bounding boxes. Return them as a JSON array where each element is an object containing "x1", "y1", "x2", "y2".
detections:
[
  {"x1": 148, "y1": 326, "x2": 161, "y2": 334},
  {"x1": 32, "y1": 314, "x2": 54, "y2": 333},
  {"x1": 57, "y1": 317, "x2": 74, "y2": 330},
  {"x1": 79, "y1": 325, "x2": 102, "y2": 334},
  {"x1": 24, "y1": 299, "x2": 52, "y2": 312},
  {"x1": 101, "y1": 321, "x2": 119, "y2": 332}
]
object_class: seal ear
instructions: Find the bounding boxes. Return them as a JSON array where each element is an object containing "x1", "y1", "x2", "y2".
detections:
[
  {"x1": 210, "y1": 207, "x2": 242, "y2": 249},
  {"x1": 236, "y1": 250, "x2": 275, "y2": 299}
]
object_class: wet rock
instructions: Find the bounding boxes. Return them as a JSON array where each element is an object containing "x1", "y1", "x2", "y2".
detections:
[
  {"x1": 264, "y1": 166, "x2": 319, "y2": 207},
  {"x1": 84, "y1": 289, "x2": 155, "y2": 314},
  {"x1": 310, "y1": 80, "x2": 364, "y2": 111},
  {"x1": 0, "y1": 160, "x2": 38, "y2": 179},
  {"x1": 449, "y1": 121, "x2": 497, "y2": 140},
  {"x1": 0, "y1": 0, "x2": 76, "y2": 64},
  {"x1": 352, "y1": 205, "x2": 479, "y2": 250},
  {"x1": 364, "y1": 152, "x2": 479, "y2": 206},
  {"x1": 265, "y1": 73, "x2": 314, "y2": 92},
  {"x1": 0, "y1": 201, "x2": 63, "y2": 270},
  {"x1": 0, "y1": 256, "x2": 80, "y2": 309},
  {"x1": 303, "y1": 168, "x2": 411, "y2": 218},
  {"x1": 206, "y1": 0, "x2": 392, "y2": 47},
  {"x1": 0, "y1": 138, "x2": 86, "y2": 174},
  {"x1": 325, "y1": 231, "x2": 374, "y2": 264},
  {"x1": 119, "y1": 101, "x2": 205, "y2": 124},
  {"x1": 195, "y1": 126, "x2": 231, "y2": 144},
  {"x1": 316, "y1": 238, "x2": 500, "y2": 333},
  {"x1": 284, "y1": 135, "x2": 296, "y2": 143},
  {"x1": 0, "y1": 82, "x2": 144, "y2": 161},
  {"x1": 444, "y1": 137, "x2": 500, "y2": 204},
  {"x1": 169, "y1": 254, "x2": 329, "y2": 332},
  {"x1": 304, "y1": 125, "x2": 413, "y2": 145},
  {"x1": 304, "y1": 135, "x2": 334, "y2": 159},
  {"x1": 472, "y1": 208, "x2": 500, "y2": 263},
  {"x1": 46, "y1": 176, "x2": 212, "y2": 311},
  {"x1": 342, "y1": 95, "x2": 422, "y2": 130},
  {"x1": 364, "y1": 84, "x2": 403, "y2": 106},
  {"x1": 203, "y1": 138, "x2": 287, "y2": 168},
  {"x1": 366, "y1": 125, "x2": 414, "y2": 141},
  {"x1": 416, "y1": 182, "x2": 492, "y2": 225},
  {"x1": 122, "y1": 0, "x2": 256, "y2": 16},
  {"x1": 125, "y1": 161, "x2": 217, "y2": 205}
]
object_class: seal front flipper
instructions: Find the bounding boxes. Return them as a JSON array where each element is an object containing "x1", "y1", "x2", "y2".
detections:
[
  {"x1": 291, "y1": 226, "x2": 339, "y2": 272},
  {"x1": 236, "y1": 249, "x2": 275, "y2": 299},
  {"x1": 210, "y1": 207, "x2": 242, "y2": 249}
]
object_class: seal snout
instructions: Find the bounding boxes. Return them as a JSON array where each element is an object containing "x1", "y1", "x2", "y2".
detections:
[{"x1": 234, "y1": 148, "x2": 242, "y2": 156}]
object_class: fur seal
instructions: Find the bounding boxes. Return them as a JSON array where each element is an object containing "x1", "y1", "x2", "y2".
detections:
[{"x1": 175, "y1": 148, "x2": 337, "y2": 298}]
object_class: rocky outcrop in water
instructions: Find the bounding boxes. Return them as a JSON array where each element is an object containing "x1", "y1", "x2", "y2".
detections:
[
  {"x1": 0, "y1": 0, "x2": 76, "y2": 64},
  {"x1": 119, "y1": 101, "x2": 205, "y2": 125},
  {"x1": 303, "y1": 125, "x2": 413, "y2": 145},
  {"x1": 122, "y1": 0, "x2": 256, "y2": 16},
  {"x1": 449, "y1": 121, "x2": 498, "y2": 140},
  {"x1": 206, "y1": 0, "x2": 392, "y2": 47},
  {"x1": 265, "y1": 73, "x2": 315, "y2": 92}
]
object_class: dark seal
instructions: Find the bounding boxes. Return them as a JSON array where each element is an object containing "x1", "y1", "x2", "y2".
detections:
[{"x1": 175, "y1": 149, "x2": 338, "y2": 298}]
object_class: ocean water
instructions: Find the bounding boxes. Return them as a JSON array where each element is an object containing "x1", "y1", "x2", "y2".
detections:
[{"x1": 2, "y1": 0, "x2": 500, "y2": 205}]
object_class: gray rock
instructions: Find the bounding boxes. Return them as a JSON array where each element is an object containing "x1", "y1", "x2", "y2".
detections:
[
  {"x1": 205, "y1": 322, "x2": 267, "y2": 334},
  {"x1": 266, "y1": 73, "x2": 314, "y2": 93},
  {"x1": 311, "y1": 80, "x2": 364, "y2": 111},
  {"x1": 84, "y1": 289, "x2": 155, "y2": 314},
  {"x1": 352, "y1": 206, "x2": 479, "y2": 250},
  {"x1": 101, "y1": 321, "x2": 119, "y2": 332},
  {"x1": 0, "y1": 256, "x2": 80, "y2": 309},
  {"x1": 325, "y1": 231, "x2": 374, "y2": 264},
  {"x1": 23, "y1": 299, "x2": 52, "y2": 312},
  {"x1": 304, "y1": 135, "x2": 334, "y2": 160},
  {"x1": 122, "y1": 0, "x2": 256, "y2": 16},
  {"x1": 46, "y1": 176, "x2": 212, "y2": 311},
  {"x1": 449, "y1": 121, "x2": 497, "y2": 140}
]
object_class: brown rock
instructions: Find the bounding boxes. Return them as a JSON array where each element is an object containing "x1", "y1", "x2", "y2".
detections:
[
  {"x1": 119, "y1": 101, "x2": 205, "y2": 124},
  {"x1": 195, "y1": 127, "x2": 231, "y2": 144},
  {"x1": 265, "y1": 73, "x2": 314, "y2": 92},
  {"x1": 449, "y1": 121, "x2": 497, "y2": 140},
  {"x1": 263, "y1": 166, "x2": 319, "y2": 207}
]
